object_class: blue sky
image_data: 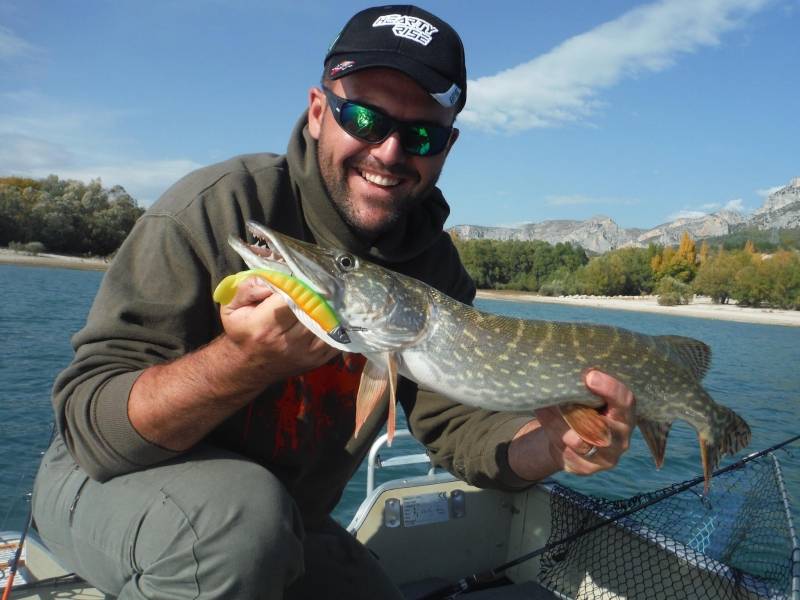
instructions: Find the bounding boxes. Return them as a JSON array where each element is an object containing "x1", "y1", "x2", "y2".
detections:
[{"x1": 1, "y1": 0, "x2": 798, "y2": 229}]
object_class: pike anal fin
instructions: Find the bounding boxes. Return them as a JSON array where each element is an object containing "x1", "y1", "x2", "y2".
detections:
[
  {"x1": 558, "y1": 403, "x2": 612, "y2": 448},
  {"x1": 638, "y1": 418, "x2": 672, "y2": 469}
]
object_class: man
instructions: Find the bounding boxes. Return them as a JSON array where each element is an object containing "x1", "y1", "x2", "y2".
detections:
[{"x1": 33, "y1": 5, "x2": 634, "y2": 599}]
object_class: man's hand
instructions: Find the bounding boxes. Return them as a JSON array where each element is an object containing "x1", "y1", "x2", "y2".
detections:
[
  {"x1": 129, "y1": 275, "x2": 339, "y2": 451},
  {"x1": 507, "y1": 369, "x2": 635, "y2": 481},
  {"x1": 220, "y1": 275, "x2": 340, "y2": 385}
]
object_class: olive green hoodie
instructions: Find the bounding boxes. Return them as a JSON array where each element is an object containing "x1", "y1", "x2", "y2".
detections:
[{"x1": 52, "y1": 115, "x2": 533, "y2": 518}]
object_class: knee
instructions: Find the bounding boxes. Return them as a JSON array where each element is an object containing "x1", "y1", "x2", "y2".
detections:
[{"x1": 151, "y1": 453, "x2": 306, "y2": 591}]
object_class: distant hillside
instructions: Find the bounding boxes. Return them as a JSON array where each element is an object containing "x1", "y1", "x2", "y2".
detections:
[{"x1": 450, "y1": 177, "x2": 800, "y2": 251}]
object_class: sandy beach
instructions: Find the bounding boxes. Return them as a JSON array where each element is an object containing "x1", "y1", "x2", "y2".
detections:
[
  {"x1": 0, "y1": 248, "x2": 109, "y2": 271},
  {"x1": 2, "y1": 250, "x2": 797, "y2": 327},
  {"x1": 477, "y1": 289, "x2": 800, "y2": 327}
]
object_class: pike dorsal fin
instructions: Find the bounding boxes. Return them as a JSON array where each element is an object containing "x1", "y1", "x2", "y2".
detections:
[{"x1": 657, "y1": 335, "x2": 712, "y2": 381}]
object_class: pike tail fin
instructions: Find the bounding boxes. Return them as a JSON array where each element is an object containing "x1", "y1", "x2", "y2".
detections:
[
  {"x1": 559, "y1": 403, "x2": 612, "y2": 448},
  {"x1": 698, "y1": 404, "x2": 751, "y2": 494}
]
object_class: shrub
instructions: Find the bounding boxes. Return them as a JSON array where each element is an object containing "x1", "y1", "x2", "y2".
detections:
[
  {"x1": 656, "y1": 276, "x2": 694, "y2": 306},
  {"x1": 8, "y1": 240, "x2": 47, "y2": 254}
]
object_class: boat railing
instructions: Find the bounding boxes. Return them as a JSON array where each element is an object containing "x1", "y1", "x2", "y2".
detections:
[{"x1": 366, "y1": 428, "x2": 436, "y2": 496}]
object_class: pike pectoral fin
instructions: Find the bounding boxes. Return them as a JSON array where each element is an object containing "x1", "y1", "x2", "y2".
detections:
[
  {"x1": 558, "y1": 403, "x2": 612, "y2": 448},
  {"x1": 386, "y1": 354, "x2": 397, "y2": 447},
  {"x1": 638, "y1": 418, "x2": 672, "y2": 469},
  {"x1": 354, "y1": 354, "x2": 399, "y2": 446}
]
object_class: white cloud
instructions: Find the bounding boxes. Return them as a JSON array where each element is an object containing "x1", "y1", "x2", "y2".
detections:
[
  {"x1": 545, "y1": 194, "x2": 637, "y2": 207},
  {"x1": 0, "y1": 92, "x2": 202, "y2": 204},
  {"x1": 666, "y1": 197, "x2": 749, "y2": 221},
  {"x1": 724, "y1": 198, "x2": 745, "y2": 211},
  {"x1": 54, "y1": 160, "x2": 204, "y2": 204},
  {"x1": 667, "y1": 209, "x2": 708, "y2": 220},
  {"x1": 756, "y1": 185, "x2": 783, "y2": 198},
  {"x1": 0, "y1": 133, "x2": 75, "y2": 170},
  {"x1": 461, "y1": 0, "x2": 769, "y2": 132},
  {"x1": 0, "y1": 25, "x2": 37, "y2": 60}
]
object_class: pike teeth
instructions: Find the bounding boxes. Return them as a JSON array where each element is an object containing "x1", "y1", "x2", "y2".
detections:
[
  {"x1": 361, "y1": 171, "x2": 399, "y2": 187},
  {"x1": 248, "y1": 234, "x2": 286, "y2": 263}
]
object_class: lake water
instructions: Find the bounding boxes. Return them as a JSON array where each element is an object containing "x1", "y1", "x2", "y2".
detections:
[{"x1": 1, "y1": 264, "x2": 798, "y2": 534}]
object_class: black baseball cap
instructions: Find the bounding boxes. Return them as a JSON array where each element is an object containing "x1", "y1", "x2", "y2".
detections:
[{"x1": 324, "y1": 5, "x2": 467, "y2": 112}]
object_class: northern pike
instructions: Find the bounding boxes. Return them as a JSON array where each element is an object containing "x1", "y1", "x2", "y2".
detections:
[{"x1": 219, "y1": 221, "x2": 751, "y2": 491}]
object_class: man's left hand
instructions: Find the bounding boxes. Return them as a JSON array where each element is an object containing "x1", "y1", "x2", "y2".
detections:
[{"x1": 508, "y1": 369, "x2": 635, "y2": 481}]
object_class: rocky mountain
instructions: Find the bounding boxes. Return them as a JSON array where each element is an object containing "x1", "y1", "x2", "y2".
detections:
[
  {"x1": 450, "y1": 217, "x2": 644, "y2": 253},
  {"x1": 747, "y1": 177, "x2": 800, "y2": 230},
  {"x1": 630, "y1": 210, "x2": 747, "y2": 248},
  {"x1": 450, "y1": 177, "x2": 800, "y2": 251}
]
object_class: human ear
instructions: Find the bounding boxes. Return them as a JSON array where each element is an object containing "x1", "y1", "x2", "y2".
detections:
[{"x1": 307, "y1": 87, "x2": 326, "y2": 140}]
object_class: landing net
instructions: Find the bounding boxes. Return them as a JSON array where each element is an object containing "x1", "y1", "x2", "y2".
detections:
[{"x1": 538, "y1": 452, "x2": 799, "y2": 600}]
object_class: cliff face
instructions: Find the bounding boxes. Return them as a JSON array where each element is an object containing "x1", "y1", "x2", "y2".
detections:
[{"x1": 450, "y1": 177, "x2": 800, "y2": 250}]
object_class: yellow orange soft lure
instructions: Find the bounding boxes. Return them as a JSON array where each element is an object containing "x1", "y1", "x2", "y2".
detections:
[{"x1": 213, "y1": 269, "x2": 350, "y2": 344}]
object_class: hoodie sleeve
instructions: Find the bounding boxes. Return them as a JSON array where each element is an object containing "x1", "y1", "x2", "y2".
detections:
[{"x1": 52, "y1": 212, "x2": 218, "y2": 480}]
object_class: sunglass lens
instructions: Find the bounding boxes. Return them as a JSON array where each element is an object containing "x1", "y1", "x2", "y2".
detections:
[
  {"x1": 404, "y1": 125, "x2": 450, "y2": 156},
  {"x1": 339, "y1": 103, "x2": 390, "y2": 143}
]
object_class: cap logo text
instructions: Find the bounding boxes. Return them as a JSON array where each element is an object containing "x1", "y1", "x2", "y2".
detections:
[{"x1": 373, "y1": 14, "x2": 438, "y2": 46}]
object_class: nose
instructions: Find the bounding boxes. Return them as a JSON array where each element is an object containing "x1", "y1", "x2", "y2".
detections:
[{"x1": 369, "y1": 131, "x2": 407, "y2": 165}]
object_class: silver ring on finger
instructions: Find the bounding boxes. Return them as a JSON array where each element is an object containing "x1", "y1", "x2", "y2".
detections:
[{"x1": 583, "y1": 445, "x2": 598, "y2": 459}]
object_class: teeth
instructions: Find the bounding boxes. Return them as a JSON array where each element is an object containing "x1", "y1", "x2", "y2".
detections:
[{"x1": 361, "y1": 171, "x2": 399, "y2": 187}]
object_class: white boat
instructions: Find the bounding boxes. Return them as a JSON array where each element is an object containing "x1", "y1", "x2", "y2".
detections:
[{"x1": 3, "y1": 430, "x2": 798, "y2": 599}]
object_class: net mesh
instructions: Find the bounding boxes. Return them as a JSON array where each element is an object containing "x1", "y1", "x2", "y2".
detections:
[{"x1": 538, "y1": 453, "x2": 798, "y2": 600}]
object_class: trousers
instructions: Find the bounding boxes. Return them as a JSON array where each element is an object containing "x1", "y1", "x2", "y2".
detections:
[{"x1": 32, "y1": 434, "x2": 404, "y2": 599}]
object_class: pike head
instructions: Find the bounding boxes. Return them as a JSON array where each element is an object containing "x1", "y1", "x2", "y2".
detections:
[{"x1": 229, "y1": 221, "x2": 433, "y2": 356}]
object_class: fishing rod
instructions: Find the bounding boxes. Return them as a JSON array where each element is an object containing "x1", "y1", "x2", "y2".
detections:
[
  {"x1": 1, "y1": 508, "x2": 32, "y2": 600},
  {"x1": 1, "y1": 424, "x2": 56, "y2": 600},
  {"x1": 420, "y1": 432, "x2": 800, "y2": 600}
]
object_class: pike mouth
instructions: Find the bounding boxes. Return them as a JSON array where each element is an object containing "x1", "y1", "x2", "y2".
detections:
[{"x1": 231, "y1": 222, "x2": 340, "y2": 301}]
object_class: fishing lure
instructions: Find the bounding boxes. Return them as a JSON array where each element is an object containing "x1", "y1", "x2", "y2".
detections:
[{"x1": 213, "y1": 269, "x2": 350, "y2": 344}]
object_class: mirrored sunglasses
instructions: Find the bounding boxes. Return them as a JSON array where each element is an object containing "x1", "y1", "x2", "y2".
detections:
[{"x1": 322, "y1": 87, "x2": 453, "y2": 157}]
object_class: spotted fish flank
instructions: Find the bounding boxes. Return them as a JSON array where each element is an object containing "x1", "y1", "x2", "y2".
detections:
[{"x1": 225, "y1": 222, "x2": 752, "y2": 492}]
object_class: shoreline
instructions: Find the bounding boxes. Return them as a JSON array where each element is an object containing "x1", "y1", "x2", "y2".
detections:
[
  {"x1": 477, "y1": 289, "x2": 800, "y2": 327},
  {"x1": 0, "y1": 249, "x2": 109, "y2": 271},
  {"x1": 3, "y1": 250, "x2": 797, "y2": 327}
]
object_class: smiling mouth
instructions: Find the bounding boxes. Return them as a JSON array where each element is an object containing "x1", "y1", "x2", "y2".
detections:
[{"x1": 359, "y1": 169, "x2": 400, "y2": 187}]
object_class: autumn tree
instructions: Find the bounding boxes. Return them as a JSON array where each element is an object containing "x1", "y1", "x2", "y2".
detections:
[{"x1": 651, "y1": 231, "x2": 698, "y2": 283}]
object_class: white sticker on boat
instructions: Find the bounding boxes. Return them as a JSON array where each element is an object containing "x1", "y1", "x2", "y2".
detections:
[{"x1": 402, "y1": 492, "x2": 449, "y2": 527}]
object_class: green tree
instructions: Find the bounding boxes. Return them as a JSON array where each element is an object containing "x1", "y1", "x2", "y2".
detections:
[
  {"x1": 693, "y1": 250, "x2": 750, "y2": 304},
  {"x1": 0, "y1": 175, "x2": 144, "y2": 255},
  {"x1": 760, "y1": 251, "x2": 800, "y2": 309}
]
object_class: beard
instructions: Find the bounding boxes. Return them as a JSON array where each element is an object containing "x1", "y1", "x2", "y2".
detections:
[{"x1": 316, "y1": 135, "x2": 438, "y2": 241}]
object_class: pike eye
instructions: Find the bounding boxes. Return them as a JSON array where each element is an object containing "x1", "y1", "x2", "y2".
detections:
[{"x1": 336, "y1": 253, "x2": 356, "y2": 271}]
